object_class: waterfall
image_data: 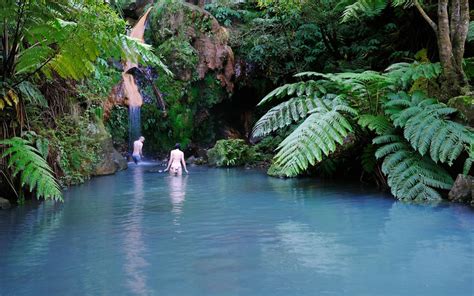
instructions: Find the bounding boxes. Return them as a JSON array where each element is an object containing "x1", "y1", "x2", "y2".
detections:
[
  {"x1": 122, "y1": 8, "x2": 152, "y2": 152},
  {"x1": 128, "y1": 106, "x2": 142, "y2": 153}
]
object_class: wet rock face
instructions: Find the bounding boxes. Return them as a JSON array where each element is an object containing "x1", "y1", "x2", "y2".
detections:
[
  {"x1": 88, "y1": 122, "x2": 128, "y2": 176},
  {"x1": 448, "y1": 174, "x2": 474, "y2": 205},
  {"x1": 92, "y1": 137, "x2": 128, "y2": 176},
  {"x1": 149, "y1": 1, "x2": 235, "y2": 91}
]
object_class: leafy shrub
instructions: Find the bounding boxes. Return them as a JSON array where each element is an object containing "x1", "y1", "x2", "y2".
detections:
[
  {"x1": 207, "y1": 139, "x2": 258, "y2": 167},
  {"x1": 205, "y1": 2, "x2": 245, "y2": 27},
  {"x1": 106, "y1": 105, "x2": 129, "y2": 147},
  {"x1": 41, "y1": 113, "x2": 101, "y2": 186}
]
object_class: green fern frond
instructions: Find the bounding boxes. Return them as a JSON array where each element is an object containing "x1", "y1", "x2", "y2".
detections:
[
  {"x1": 463, "y1": 143, "x2": 474, "y2": 175},
  {"x1": 468, "y1": 21, "x2": 474, "y2": 43},
  {"x1": 0, "y1": 137, "x2": 63, "y2": 202},
  {"x1": 342, "y1": 0, "x2": 388, "y2": 22},
  {"x1": 120, "y1": 35, "x2": 172, "y2": 76},
  {"x1": 17, "y1": 81, "x2": 48, "y2": 107},
  {"x1": 385, "y1": 62, "x2": 441, "y2": 89},
  {"x1": 385, "y1": 91, "x2": 473, "y2": 165},
  {"x1": 257, "y1": 80, "x2": 326, "y2": 106},
  {"x1": 373, "y1": 134, "x2": 453, "y2": 201},
  {"x1": 270, "y1": 100, "x2": 357, "y2": 177},
  {"x1": 357, "y1": 114, "x2": 392, "y2": 135},
  {"x1": 252, "y1": 96, "x2": 319, "y2": 138}
]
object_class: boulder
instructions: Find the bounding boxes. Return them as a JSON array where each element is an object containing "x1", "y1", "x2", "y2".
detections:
[
  {"x1": 92, "y1": 137, "x2": 121, "y2": 176},
  {"x1": 0, "y1": 197, "x2": 11, "y2": 210},
  {"x1": 196, "y1": 148, "x2": 207, "y2": 159},
  {"x1": 186, "y1": 156, "x2": 197, "y2": 165},
  {"x1": 112, "y1": 149, "x2": 128, "y2": 171},
  {"x1": 448, "y1": 174, "x2": 474, "y2": 203}
]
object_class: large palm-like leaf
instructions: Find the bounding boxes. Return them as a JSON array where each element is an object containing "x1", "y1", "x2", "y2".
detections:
[
  {"x1": 1, "y1": 137, "x2": 62, "y2": 202},
  {"x1": 374, "y1": 134, "x2": 453, "y2": 201},
  {"x1": 385, "y1": 91, "x2": 474, "y2": 165},
  {"x1": 270, "y1": 98, "x2": 357, "y2": 177}
]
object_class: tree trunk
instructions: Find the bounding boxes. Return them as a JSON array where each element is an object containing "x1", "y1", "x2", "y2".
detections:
[
  {"x1": 415, "y1": 0, "x2": 470, "y2": 99},
  {"x1": 436, "y1": 0, "x2": 470, "y2": 99}
]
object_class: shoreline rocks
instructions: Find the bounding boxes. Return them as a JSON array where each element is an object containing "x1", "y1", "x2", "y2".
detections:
[{"x1": 448, "y1": 174, "x2": 474, "y2": 206}]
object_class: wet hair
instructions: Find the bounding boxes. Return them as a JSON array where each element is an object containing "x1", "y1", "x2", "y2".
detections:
[
  {"x1": 174, "y1": 143, "x2": 181, "y2": 149},
  {"x1": 139, "y1": 136, "x2": 145, "y2": 141}
]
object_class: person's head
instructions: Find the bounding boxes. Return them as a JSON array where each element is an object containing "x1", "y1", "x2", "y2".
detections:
[
  {"x1": 139, "y1": 136, "x2": 145, "y2": 143},
  {"x1": 174, "y1": 143, "x2": 181, "y2": 150}
]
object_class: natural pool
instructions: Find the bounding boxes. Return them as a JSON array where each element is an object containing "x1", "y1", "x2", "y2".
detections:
[{"x1": 0, "y1": 164, "x2": 473, "y2": 296}]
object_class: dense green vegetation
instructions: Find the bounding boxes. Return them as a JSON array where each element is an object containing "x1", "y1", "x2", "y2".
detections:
[
  {"x1": 247, "y1": 0, "x2": 473, "y2": 201},
  {"x1": 1, "y1": 0, "x2": 473, "y2": 205},
  {"x1": 0, "y1": 0, "x2": 167, "y2": 202}
]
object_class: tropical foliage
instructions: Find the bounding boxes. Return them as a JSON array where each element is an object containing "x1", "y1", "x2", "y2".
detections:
[
  {"x1": 0, "y1": 0, "x2": 168, "y2": 203},
  {"x1": 0, "y1": 137, "x2": 62, "y2": 202},
  {"x1": 207, "y1": 139, "x2": 258, "y2": 167},
  {"x1": 253, "y1": 61, "x2": 474, "y2": 201}
]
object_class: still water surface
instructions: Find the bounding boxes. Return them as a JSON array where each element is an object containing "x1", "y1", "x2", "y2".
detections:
[{"x1": 1, "y1": 165, "x2": 473, "y2": 295}]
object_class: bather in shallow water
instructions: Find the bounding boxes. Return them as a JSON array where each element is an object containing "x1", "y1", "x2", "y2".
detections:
[{"x1": 164, "y1": 143, "x2": 188, "y2": 176}]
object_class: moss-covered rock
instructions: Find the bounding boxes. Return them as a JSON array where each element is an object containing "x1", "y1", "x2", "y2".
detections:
[
  {"x1": 448, "y1": 95, "x2": 474, "y2": 125},
  {"x1": 149, "y1": 0, "x2": 234, "y2": 91}
]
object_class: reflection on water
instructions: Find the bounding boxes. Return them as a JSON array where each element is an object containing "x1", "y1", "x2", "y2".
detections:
[
  {"x1": 0, "y1": 167, "x2": 473, "y2": 296},
  {"x1": 4, "y1": 203, "x2": 64, "y2": 274},
  {"x1": 167, "y1": 175, "x2": 187, "y2": 216},
  {"x1": 123, "y1": 167, "x2": 150, "y2": 295},
  {"x1": 275, "y1": 221, "x2": 351, "y2": 274}
]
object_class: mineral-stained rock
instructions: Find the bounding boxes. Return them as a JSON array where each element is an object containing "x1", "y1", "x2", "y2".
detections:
[
  {"x1": 149, "y1": 1, "x2": 235, "y2": 91},
  {"x1": 104, "y1": 82, "x2": 125, "y2": 118},
  {"x1": 0, "y1": 197, "x2": 11, "y2": 210},
  {"x1": 448, "y1": 174, "x2": 473, "y2": 203}
]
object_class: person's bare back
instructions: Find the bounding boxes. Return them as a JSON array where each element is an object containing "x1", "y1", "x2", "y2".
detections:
[
  {"x1": 165, "y1": 144, "x2": 188, "y2": 175},
  {"x1": 132, "y1": 136, "x2": 144, "y2": 164}
]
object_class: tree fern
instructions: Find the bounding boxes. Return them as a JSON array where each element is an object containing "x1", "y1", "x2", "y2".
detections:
[
  {"x1": 257, "y1": 79, "x2": 327, "y2": 106},
  {"x1": 252, "y1": 96, "x2": 320, "y2": 138},
  {"x1": 373, "y1": 134, "x2": 453, "y2": 201},
  {"x1": 357, "y1": 114, "x2": 392, "y2": 135},
  {"x1": 119, "y1": 35, "x2": 172, "y2": 76},
  {"x1": 385, "y1": 62, "x2": 442, "y2": 89},
  {"x1": 342, "y1": 0, "x2": 414, "y2": 23},
  {"x1": 385, "y1": 91, "x2": 473, "y2": 165},
  {"x1": 342, "y1": 0, "x2": 388, "y2": 22},
  {"x1": 5, "y1": 1, "x2": 170, "y2": 84},
  {"x1": 463, "y1": 143, "x2": 474, "y2": 175},
  {"x1": 17, "y1": 81, "x2": 48, "y2": 107},
  {"x1": 0, "y1": 137, "x2": 63, "y2": 202},
  {"x1": 270, "y1": 98, "x2": 357, "y2": 177}
]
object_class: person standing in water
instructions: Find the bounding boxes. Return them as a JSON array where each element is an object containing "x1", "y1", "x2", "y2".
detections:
[
  {"x1": 132, "y1": 136, "x2": 145, "y2": 164},
  {"x1": 164, "y1": 143, "x2": 188, "y2": 175}
]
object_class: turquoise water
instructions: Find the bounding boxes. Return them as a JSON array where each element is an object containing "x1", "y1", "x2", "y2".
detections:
[{"x1": 1, "y1": 165, "x2": 473, "y2": 296}]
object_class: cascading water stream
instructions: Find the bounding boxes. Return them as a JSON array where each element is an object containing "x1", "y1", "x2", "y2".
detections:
[
  {"x1": 128, "y1": 106, "x2": 142, "y2": 152},
  {"x1": 122, "y1": 8, "x2": 152, "y2": 152}
]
